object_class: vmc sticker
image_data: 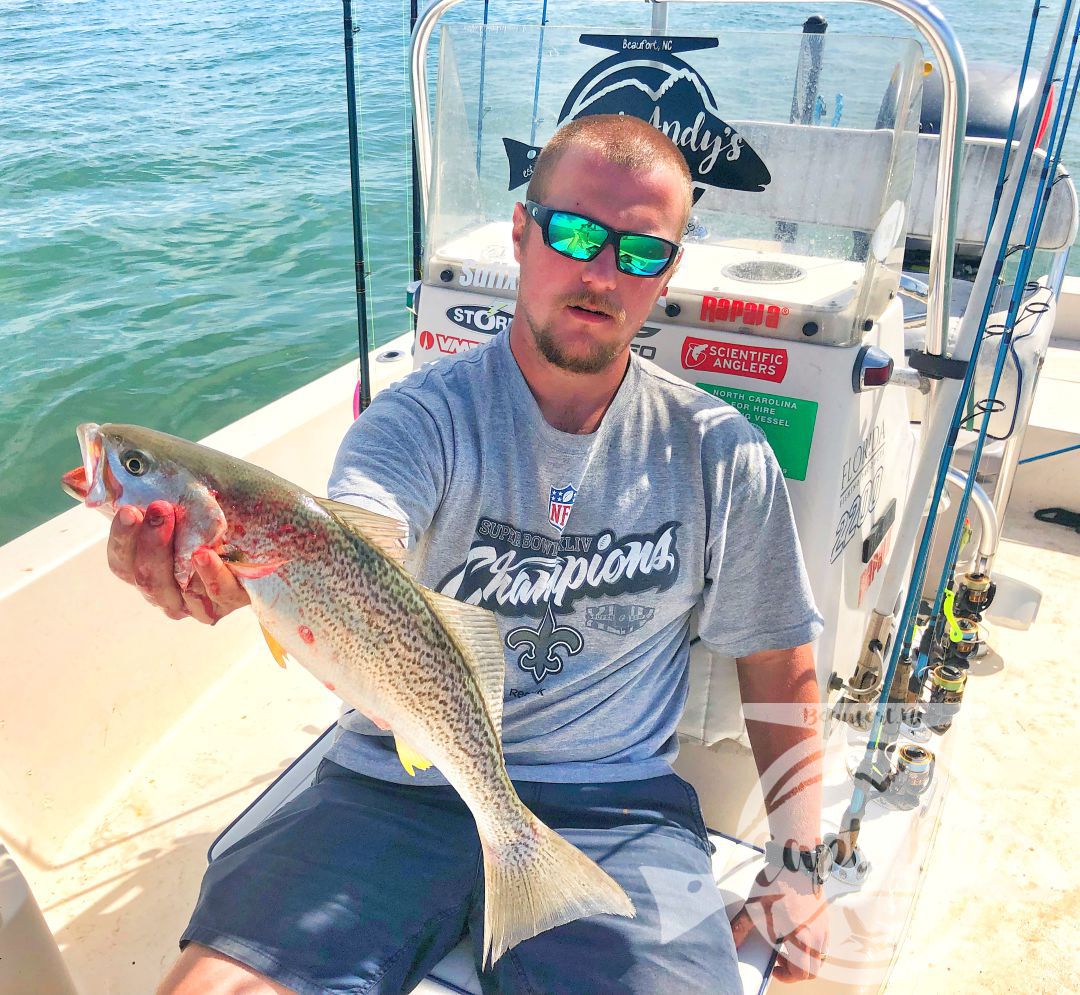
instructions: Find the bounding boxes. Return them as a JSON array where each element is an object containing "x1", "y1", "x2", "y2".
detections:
[
  {"x1": 681, "y1": 336, "x2": 788, "y2": 383},
  {"x1": 417, "y1": 330, "x2": 481, "y2": 355}
]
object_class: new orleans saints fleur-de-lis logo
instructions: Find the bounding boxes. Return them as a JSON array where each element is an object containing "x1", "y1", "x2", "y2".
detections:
[{"x1": 506, "y1": 605, "x2": 584, "y2": 683}]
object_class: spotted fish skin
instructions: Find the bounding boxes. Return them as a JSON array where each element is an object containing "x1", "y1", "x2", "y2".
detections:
[{"x1": 64, "y1": 422, "x2": 634, "y2": 964}]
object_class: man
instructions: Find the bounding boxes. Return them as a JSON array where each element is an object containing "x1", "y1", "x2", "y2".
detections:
[{"x1": 112, "y1": 115, "x2": 828, "y2": 994}]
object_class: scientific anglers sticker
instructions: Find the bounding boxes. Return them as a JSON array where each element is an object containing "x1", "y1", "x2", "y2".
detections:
[
  {"x1": 699, "y1": 383, "x2": 818, "y2": 481},
  {"x1": 502, "y1": 34, "x2": 771, "y2": 201},
  {"x1": 681, "y1": 337, "x2": 788, "y2": 383}
]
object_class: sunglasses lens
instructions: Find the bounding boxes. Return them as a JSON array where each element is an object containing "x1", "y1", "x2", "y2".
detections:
[
  {"x1": 547, "y1": 211, "x2": 607, "y2": 260},
  {"x1": 617, "y1": 235, "x2": 673, "y2": 277}
]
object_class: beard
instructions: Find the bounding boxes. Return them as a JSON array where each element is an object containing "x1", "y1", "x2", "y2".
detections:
[{"x1": 519, "y1": 295, "x2": 629, "y2": 375}]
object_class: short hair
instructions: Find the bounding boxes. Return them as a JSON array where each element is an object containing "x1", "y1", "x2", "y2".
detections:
[{"x1": 525, "y1": 114, "x2": 693, "y2": 234}]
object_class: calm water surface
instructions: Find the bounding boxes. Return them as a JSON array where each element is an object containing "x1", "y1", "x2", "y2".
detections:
[{"x1": 1, "y1": 0, "x2": 1072, "y2": 543}]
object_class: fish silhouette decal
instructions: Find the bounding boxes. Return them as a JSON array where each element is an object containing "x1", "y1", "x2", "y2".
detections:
[{"x1": 503, "y1": 34, "x2": 771, "y2": 203}]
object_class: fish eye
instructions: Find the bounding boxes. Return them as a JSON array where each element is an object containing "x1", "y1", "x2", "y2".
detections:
[{"x1": 120, "y1": 450, "x2": 150, "y2": 476}]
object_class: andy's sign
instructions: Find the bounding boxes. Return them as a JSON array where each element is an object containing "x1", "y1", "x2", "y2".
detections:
[{"x1": 503, "y1": 34, "x2": 771, "y2": 203}]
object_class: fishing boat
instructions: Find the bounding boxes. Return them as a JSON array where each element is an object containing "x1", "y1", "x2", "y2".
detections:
[{"x1": 2, "y1": 0, "x2": 1079, "y2": 991}]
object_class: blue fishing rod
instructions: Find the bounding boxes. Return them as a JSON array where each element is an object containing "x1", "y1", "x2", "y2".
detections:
[
  {"x1": 476, "y1": 0, "x2": 491, "y2": 176},
  {"x1": 836, "y1": 1, "x2": 1077, "y2": 857},
  {"x1": 411, "y1": 0, "x2": 423, "y2": 287},
  {"x1": 530, "y1": 0, "x2": 551, "y2": 146},
  {"x1": 881, "y1": 1, "x2": 1074, "y2": 691},
  {"x1": 983, "y1": 0, "x2": 1045, "y2": 246},
  {"x1": 922, "y1": 11, "x2": 1080, "y2": 668}
]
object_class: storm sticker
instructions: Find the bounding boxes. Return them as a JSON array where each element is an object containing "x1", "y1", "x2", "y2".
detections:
[{"x1": 446, "y1": 304, "x2": 513, "y2": 335}]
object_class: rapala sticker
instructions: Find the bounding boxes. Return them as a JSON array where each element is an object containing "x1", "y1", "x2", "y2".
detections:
[
  {"x1": 701, "y1": 295, "x2": 788, "y2": 329},
  {"x1": 418, "y1": 330, "x2": 481, "y2": 355},
  {"x1": 681, "y1": 337, "x2": 788, "y2": 383},
  {"x1": 446, "y1": 303, "x2": 513, "y2": 335},
  {"x1": 697, "y1": 383, "x2": 817, "y2": 481},
  {"x1": 548, "y1": 484, "x2": 578, "y2": 532},
  {"x1": 502, "y1": 35, "x2": 770, "y2": 202}
]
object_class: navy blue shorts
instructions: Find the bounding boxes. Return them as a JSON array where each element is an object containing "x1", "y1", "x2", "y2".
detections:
[{"x1": 181, "y1": 760, "x2": 740, "y2": 994}]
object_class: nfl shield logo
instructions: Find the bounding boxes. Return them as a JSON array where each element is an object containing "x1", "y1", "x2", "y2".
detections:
[{"x1": 548, "y1": 483, "x2": 578, "y2": 532}]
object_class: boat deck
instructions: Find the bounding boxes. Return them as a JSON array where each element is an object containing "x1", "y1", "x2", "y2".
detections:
[{"x1": 3, "y1": 329, "x2": 1077, "y2": 994}]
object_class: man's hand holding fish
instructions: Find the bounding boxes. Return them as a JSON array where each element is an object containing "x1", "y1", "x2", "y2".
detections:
[{"x1": 106, "y1": 500, "x2": 249, "y2": 623}]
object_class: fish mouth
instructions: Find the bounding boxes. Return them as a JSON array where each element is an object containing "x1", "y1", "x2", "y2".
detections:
[
  {"x1": 62, "y1": 423, "x2": 115, "y2": 508},
  {"x1": 60, "y1": 465, "x2": 89, "y2": 501}
]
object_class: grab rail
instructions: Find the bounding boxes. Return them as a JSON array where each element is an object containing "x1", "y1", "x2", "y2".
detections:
[{"x1": 410, "y1": 0, "x2": 967, "y2": 363}]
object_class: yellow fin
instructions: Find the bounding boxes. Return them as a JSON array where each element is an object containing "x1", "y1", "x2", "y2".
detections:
[
  {"x1": 420, "y1": 589, "x2": 506, "y2": 737},
  {"x1": 315, "y1": 497, "x2": 409, "y2": 565},
  {"x1": 260, "y1": 624, "x2": 290, "y2": 669},
  {"x1": 395, "y1": 736, "x2": 433, "y2": 776}
]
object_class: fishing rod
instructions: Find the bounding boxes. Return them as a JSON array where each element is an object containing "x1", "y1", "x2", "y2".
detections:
[
  {"x1": 835, "y1": 0, "x2": 1078, "y2": 857},
  {"x1": 529, "y1": 0, "x2": 551, "y2": 146},
  {"x1": 922, "y1": 9, "x2": 1080, "y2": 671},
  {"x1": 342, "y1": 0, "x2": 373, "y2": 414},
  {"x1": 411, "y1": 0, "x2": 423, "y2": 287},
  {"x1": 913, "y1": 8, "x2": 1078, "y2": 670},
  {"x1": 476, "y1": 0, "x2": 491, "y2": 176},
  {"x1": 983, "y1": 0, "x2": 1044, "y2": 246}
]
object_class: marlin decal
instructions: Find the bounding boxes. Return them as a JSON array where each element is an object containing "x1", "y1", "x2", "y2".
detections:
[{"x1": 503, "y1": 34, "x2": 771, "y2": 203}]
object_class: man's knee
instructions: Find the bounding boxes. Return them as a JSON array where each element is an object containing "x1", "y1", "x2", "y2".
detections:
[{"x1": 157, "y1": 942, "x2": 296, "y2": 995}]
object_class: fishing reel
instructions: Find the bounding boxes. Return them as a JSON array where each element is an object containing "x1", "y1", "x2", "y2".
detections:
[
  {"x1": 954, "y1": 571, "x2": 996, "y2": 619},
  {"x1": 876, "y1": 743, "x2": 937, "y2": 810}
]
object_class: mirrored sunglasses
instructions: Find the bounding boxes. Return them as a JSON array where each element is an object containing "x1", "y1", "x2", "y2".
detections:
[{"x1": 524, "y1": 201, "x2": 681, "y2": 279}]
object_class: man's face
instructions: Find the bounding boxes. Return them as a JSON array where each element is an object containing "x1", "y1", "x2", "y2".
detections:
[{"x1": 510, "y1": 148, "x2": 684, "y2": 375}]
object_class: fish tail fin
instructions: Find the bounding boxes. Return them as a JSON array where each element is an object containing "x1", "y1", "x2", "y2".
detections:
[{"x1": 480, "y1": 808, "x2": 635, "y2": 967}]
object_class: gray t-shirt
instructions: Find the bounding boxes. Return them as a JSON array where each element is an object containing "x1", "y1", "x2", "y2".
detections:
[{"x1": 326, "y1": 330, "x2": 823, "y2": 784}]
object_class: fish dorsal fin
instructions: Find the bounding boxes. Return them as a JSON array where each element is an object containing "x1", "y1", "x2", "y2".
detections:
[
  {"x1": 315, "y1": 498, "x2": 409, "y2": 565},
  {"x1": 423, "y1": 590, "x2": 506, "y2": 737}
]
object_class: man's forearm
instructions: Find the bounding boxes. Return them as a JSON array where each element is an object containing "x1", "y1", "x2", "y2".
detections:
[{"x1": 735, "y1": 644, "x2": 823, "y2": 847}]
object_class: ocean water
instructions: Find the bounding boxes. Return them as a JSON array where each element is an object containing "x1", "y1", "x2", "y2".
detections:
[{"x1": 1, "y1": 0, "x2": 1075, "y2": 544}]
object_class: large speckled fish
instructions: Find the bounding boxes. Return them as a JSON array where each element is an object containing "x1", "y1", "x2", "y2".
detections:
[{"x1": 61, "y1": 422, "x2": 633, "y2": 965}]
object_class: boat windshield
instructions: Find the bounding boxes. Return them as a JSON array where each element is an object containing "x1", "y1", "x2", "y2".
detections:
[{"x1": 426, "y1": 25, "x2": 924, "y2": 343}]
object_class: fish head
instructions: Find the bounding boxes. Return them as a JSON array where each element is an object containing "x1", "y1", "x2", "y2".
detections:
[
  {"x1": 62, "y1": 423, "x2": 229, "y2": 587},
  {"x1": 63, "y1": 423, "x2": 197, "y2": 512}
]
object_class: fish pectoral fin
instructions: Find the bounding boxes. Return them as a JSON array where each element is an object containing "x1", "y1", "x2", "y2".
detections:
[
  {"x1": 421, "y1": 590, "x2": 506, "y2": 738},
  {"x1": 260, "y1": 625, "x2": 290, "y2": 669},
  {"x1": 394, "y1": 736, "x2": 433, "y2": 777},
  {"x1": 224, "y1": 555, "x2": 289, "y2": 579},
  {"x1": 315, "y1": 498, "x2": 409, "y2": 566}
]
